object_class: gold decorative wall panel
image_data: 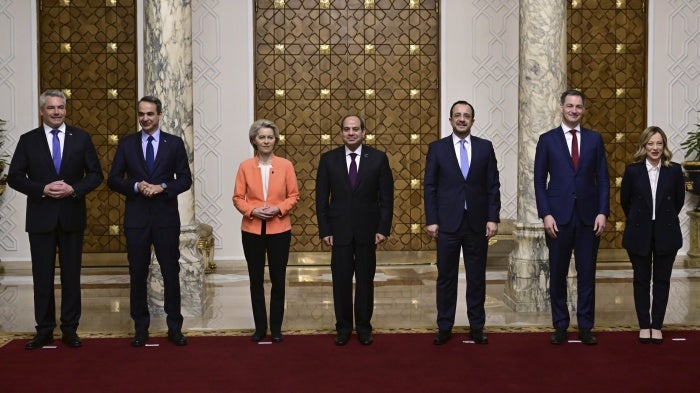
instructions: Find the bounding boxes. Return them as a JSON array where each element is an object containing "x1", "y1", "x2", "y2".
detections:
[
  {"x1": 568, "y1": 0, "x2": 647, "y2": 249},
  {"x1": 254, "y1": 0, "x2": 440, "y2": 251},
  {"x1": 38, "y1": 0, "x2": 137, "y2": 253}
]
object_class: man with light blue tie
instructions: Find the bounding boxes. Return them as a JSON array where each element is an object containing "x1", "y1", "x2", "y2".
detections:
[
  {"x1": 424, "y1": 100, "x2": 501, "y2": 345},
  {"x1": 8, "y1": 89, "x2": 103, "y2": 349}
]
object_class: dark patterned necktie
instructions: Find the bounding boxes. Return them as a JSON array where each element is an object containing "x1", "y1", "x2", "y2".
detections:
[{"x1": 349, "y1": 153, "x2": 358, "y2": 187}]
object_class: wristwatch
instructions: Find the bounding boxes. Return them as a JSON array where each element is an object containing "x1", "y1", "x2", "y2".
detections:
[{"x1": 161, "y1": 183, "x2": 168, "y2": 189}]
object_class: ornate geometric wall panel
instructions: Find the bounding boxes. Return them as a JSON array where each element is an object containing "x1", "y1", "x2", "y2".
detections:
[
  {"x1": 38, "y1": 0, "x2": 137, "y2": 253},
  {"x1": 254, "y1": 0, "x2": 440, "y2": 252},
  {"x1": 568, "y1": 0, "x2": 647, "y2": 249}
]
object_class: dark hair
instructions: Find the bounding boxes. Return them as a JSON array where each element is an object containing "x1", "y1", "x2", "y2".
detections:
[
  {"x1": 560, "y1": 89, "x2": 586, "y2": 105},
  {"x1": 339, "y1": 114, "x2": 365, "y2": 130},
  {"x1": 449, "y1": 100, "x2": 475, "y2": 119},
  {"x1": 138, "y1": 95, "x2": 163, "y2": 114}
]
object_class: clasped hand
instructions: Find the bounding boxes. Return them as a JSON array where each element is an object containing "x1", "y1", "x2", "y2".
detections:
[
  {"x1": 251, "y1": 206, "x2": 280, "y2": 220},
  {"x1": 43, "y1": 180, "x2": 74, "y2": 199},
  {"x1": 138, "y1": 181, "x2": 164, "y2": 198}
]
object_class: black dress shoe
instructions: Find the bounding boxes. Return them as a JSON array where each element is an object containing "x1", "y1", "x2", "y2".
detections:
[
  {"x1": 131, "y1": 331, "x2": 149, "y2": 347},
  {"x1": 61, "y1": 332, "x2": 82, "y2": 348},
  {"x1": 271, "y1": 333, "x2": 284, "y2": 343},
  {"x1": 358, "y1": 333, "x2": 373, "y2": 345},
  {"x1": 469, "y1": 329, "x2": 488, "y2": 345},
  {"x1": 334, "y1": 333, "x2": 350, "y2": 346},
  {"x1": 550, "y1": 328, "x2": 567, "y2": 345},
  {"x1": 433, "y1": 330, "x2": 452, "y2": 345},
  {"x1": 168, "y1": 331, "x2": 188, "y2": 346},
  {"x1": 651, "y1": 337, "x2": 663, "y2": 344},
  {"x1": 578, "y1": 328, "x2": 597, "y2": 345},
  {"x1": 251, "y1": 331, "x2": 266, "y2": 342},
  {"x1": 25, "y1": 334, "x2": 54, "y2": 350}
]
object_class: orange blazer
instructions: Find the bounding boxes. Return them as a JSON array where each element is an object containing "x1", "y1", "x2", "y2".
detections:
[{"x1": 232, "y1": 155, "x2": 299, "y2": 235}]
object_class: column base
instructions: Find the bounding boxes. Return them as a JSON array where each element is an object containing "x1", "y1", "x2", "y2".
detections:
[
  {"x1": 147, "y1": 223, "x2": 214, "y2": 318},
  {"x1": 503, "y1": 222, "x2": 577, "y2": 313},
  {"x1": 686, "y1": 211, "x2": 700, "y2": 268}
]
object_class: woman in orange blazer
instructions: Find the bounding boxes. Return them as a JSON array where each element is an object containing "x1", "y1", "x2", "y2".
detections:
[{"x1": 233, "y1": 119, "x2": 299, "y2": 343}]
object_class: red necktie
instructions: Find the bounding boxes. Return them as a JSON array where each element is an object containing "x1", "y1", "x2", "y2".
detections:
[{"x1": 570, "y1": 130, "x2": 579, "y2": 170}]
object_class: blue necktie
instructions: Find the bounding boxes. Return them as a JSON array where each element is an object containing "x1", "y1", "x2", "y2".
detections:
[
  {"x1": 460, "y1": 139, "x2": 470, "y2": 179},
  {"x1": 146, "y1": 135, "x2": 155, "y2": 173},
  {"x1": 51, "y1": 129, "x2": 61, "y2": 173},
  {"x1": 460, "y1": 139, "x2": 470, "y2": 210}
]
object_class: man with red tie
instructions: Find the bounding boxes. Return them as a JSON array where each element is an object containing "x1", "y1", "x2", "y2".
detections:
[{"x1": 534, "y1": 89, "x2": 610, "y2": 345}]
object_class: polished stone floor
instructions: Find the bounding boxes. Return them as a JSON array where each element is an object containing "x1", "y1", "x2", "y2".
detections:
[{"x1": 1, "y1": 253, "x2": 700, "y2": 340}]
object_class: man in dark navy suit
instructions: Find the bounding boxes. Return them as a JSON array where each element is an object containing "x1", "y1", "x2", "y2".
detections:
[
  {"x1": 108, "y1": 96, "x2": 192, "y2": 347},
  {"x1": 424, "y1": 100, "x2": 501, "y2": 345},
  {"x1": 534, "y1": 89, "x2": 610, "y2": 345},
  {"x1": 316, "y1": 115, "x2": 394, "y2": 346},
  {"x1": 8, "y1": 89, "x2": 103, "y2": 349}
]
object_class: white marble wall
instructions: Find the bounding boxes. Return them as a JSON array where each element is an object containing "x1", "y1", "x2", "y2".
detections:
[
  {"x1": 0, "y1": 0, "x2": 37, "y2": 262},
  {"x1": 648, "y1": 0, "x2": 700, "y2": 254}
]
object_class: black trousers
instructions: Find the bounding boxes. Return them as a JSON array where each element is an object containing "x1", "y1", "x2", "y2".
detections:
[
  {"x1": 241, "y1": 226, "x2": 291, "y2": 335},
  {"x1": 331, "y1": 240, "x2": 377, "y2": 336},
  {"x1": 28, "y1": 229, "x2": 84, "y2": 336},
  {"x1": 628, "y1": 224, "x2": 677, "y2": 330},
  {"x1": 125, "y1": 225, "x2": 183, "y2": 334},
  {"x1": 435, "y1": 210, "x2": 488, "y2": 331}
]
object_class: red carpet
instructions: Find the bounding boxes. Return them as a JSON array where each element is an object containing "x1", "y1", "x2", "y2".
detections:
[{"x1": 0, "y1": 331, "x2": 697, "y2": 393}]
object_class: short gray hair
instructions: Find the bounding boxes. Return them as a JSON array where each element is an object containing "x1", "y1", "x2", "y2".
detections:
[
  {"x1": 248, "y1": 119, "x2": 280, "y2": 150},
  {"x1": 39, "y1": 90, "x2": 67, "y2": 108}
]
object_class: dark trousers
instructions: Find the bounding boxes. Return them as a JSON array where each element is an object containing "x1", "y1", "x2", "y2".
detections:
[
  {"x1": 546, "y1": 210, "x2": 599, "y2": 329},
  {"x1": 28, "y1": 229, "x2": 84, "y2": 336},
  {"x1": 435, "y1": 210, "x2": 488, "y2": 331},
  {"x1": 628, "y1": 226, "x2": 676, "y2": 330},
  {"x1": 125, "y1": 225, "x2": 183, "y2": 334},
  {"x1": 241, "y1": 226, "x2": 291, "y2": 335},
  {"x1": 331, "y1": 241, "x2": 377, "y2": 335}
]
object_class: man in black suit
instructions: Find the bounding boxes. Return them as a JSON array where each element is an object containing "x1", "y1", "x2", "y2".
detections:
[
  {"x1": 8, "y1": 89, "x2": 103, "y2": 349},
  {"x1": 424, "y1": 100, "x2": 501, "y2": 345},
  {"x1": 316, "y1": 115, "x2": 394, "y2": 346},
  {"x1": 108, "y1": 96, "x2": 192, "y2": 347}
]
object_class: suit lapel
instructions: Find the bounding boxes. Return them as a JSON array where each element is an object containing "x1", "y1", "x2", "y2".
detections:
[
  {"x1": 554, "y1": 127, "x2": 575, "y2": 171},
  {"x1": 655, "y1": 164, "x2": 670, "y2": 208},
  {"x1": 34, "y1": 128, "x2": 57, "y2": 174}
]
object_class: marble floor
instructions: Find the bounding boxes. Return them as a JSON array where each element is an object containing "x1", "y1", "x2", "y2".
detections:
[{"x1": 2, "y1": 253, "x2": 700, "y2": 340}]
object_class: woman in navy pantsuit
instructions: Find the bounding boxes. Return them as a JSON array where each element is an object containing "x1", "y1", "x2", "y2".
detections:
[{"x1": 620, "y1": 126, "x2": 685, "y2": 344}]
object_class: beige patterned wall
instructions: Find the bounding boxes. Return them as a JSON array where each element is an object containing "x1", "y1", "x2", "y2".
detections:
[
  {"x1": 254, "y1": 0, "x2": 440, "y2": 252},
  {"x1": 38, "y1": 0, "x2": 137, "y2": 253}
]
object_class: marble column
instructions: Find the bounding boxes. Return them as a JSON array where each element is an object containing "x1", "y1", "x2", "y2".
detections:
[
  {"x1": 686, "y1": 211, "x2": 700, "y2": 267},
  {"x1": 143, "y1": 0, "x2": 214, "y2": 318},
  {"x1": 503, "y1": 0, "x2": 569, "y2": 312}
]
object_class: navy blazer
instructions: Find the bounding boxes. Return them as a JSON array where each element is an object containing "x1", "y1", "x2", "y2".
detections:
[
  {"x1": 424, "y1": 135, "x2": 501, "y2": 233},
  {"x1": 620, "y1": 161, "x2": 684, "y2": 255},
  {"x1": 315, "y1": 145, "x2": 394, "y2": 245},
  {"x1": 7, "y1": 125, "x2": 103, "y2": 233},
  {"x1": 534, "y1": 126, "x2": 610, "y2": 225},
  {"x1": 107, "y1": 130, "x2": 192, "y2": 229}
]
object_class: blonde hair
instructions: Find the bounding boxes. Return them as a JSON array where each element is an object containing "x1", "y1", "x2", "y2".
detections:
[
  {"x1": 248, "y1": 119, "x2": 280, "y2": 151},
  {"x1": 631, "y1": 126, "x2": 673, "y2": 167}
]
